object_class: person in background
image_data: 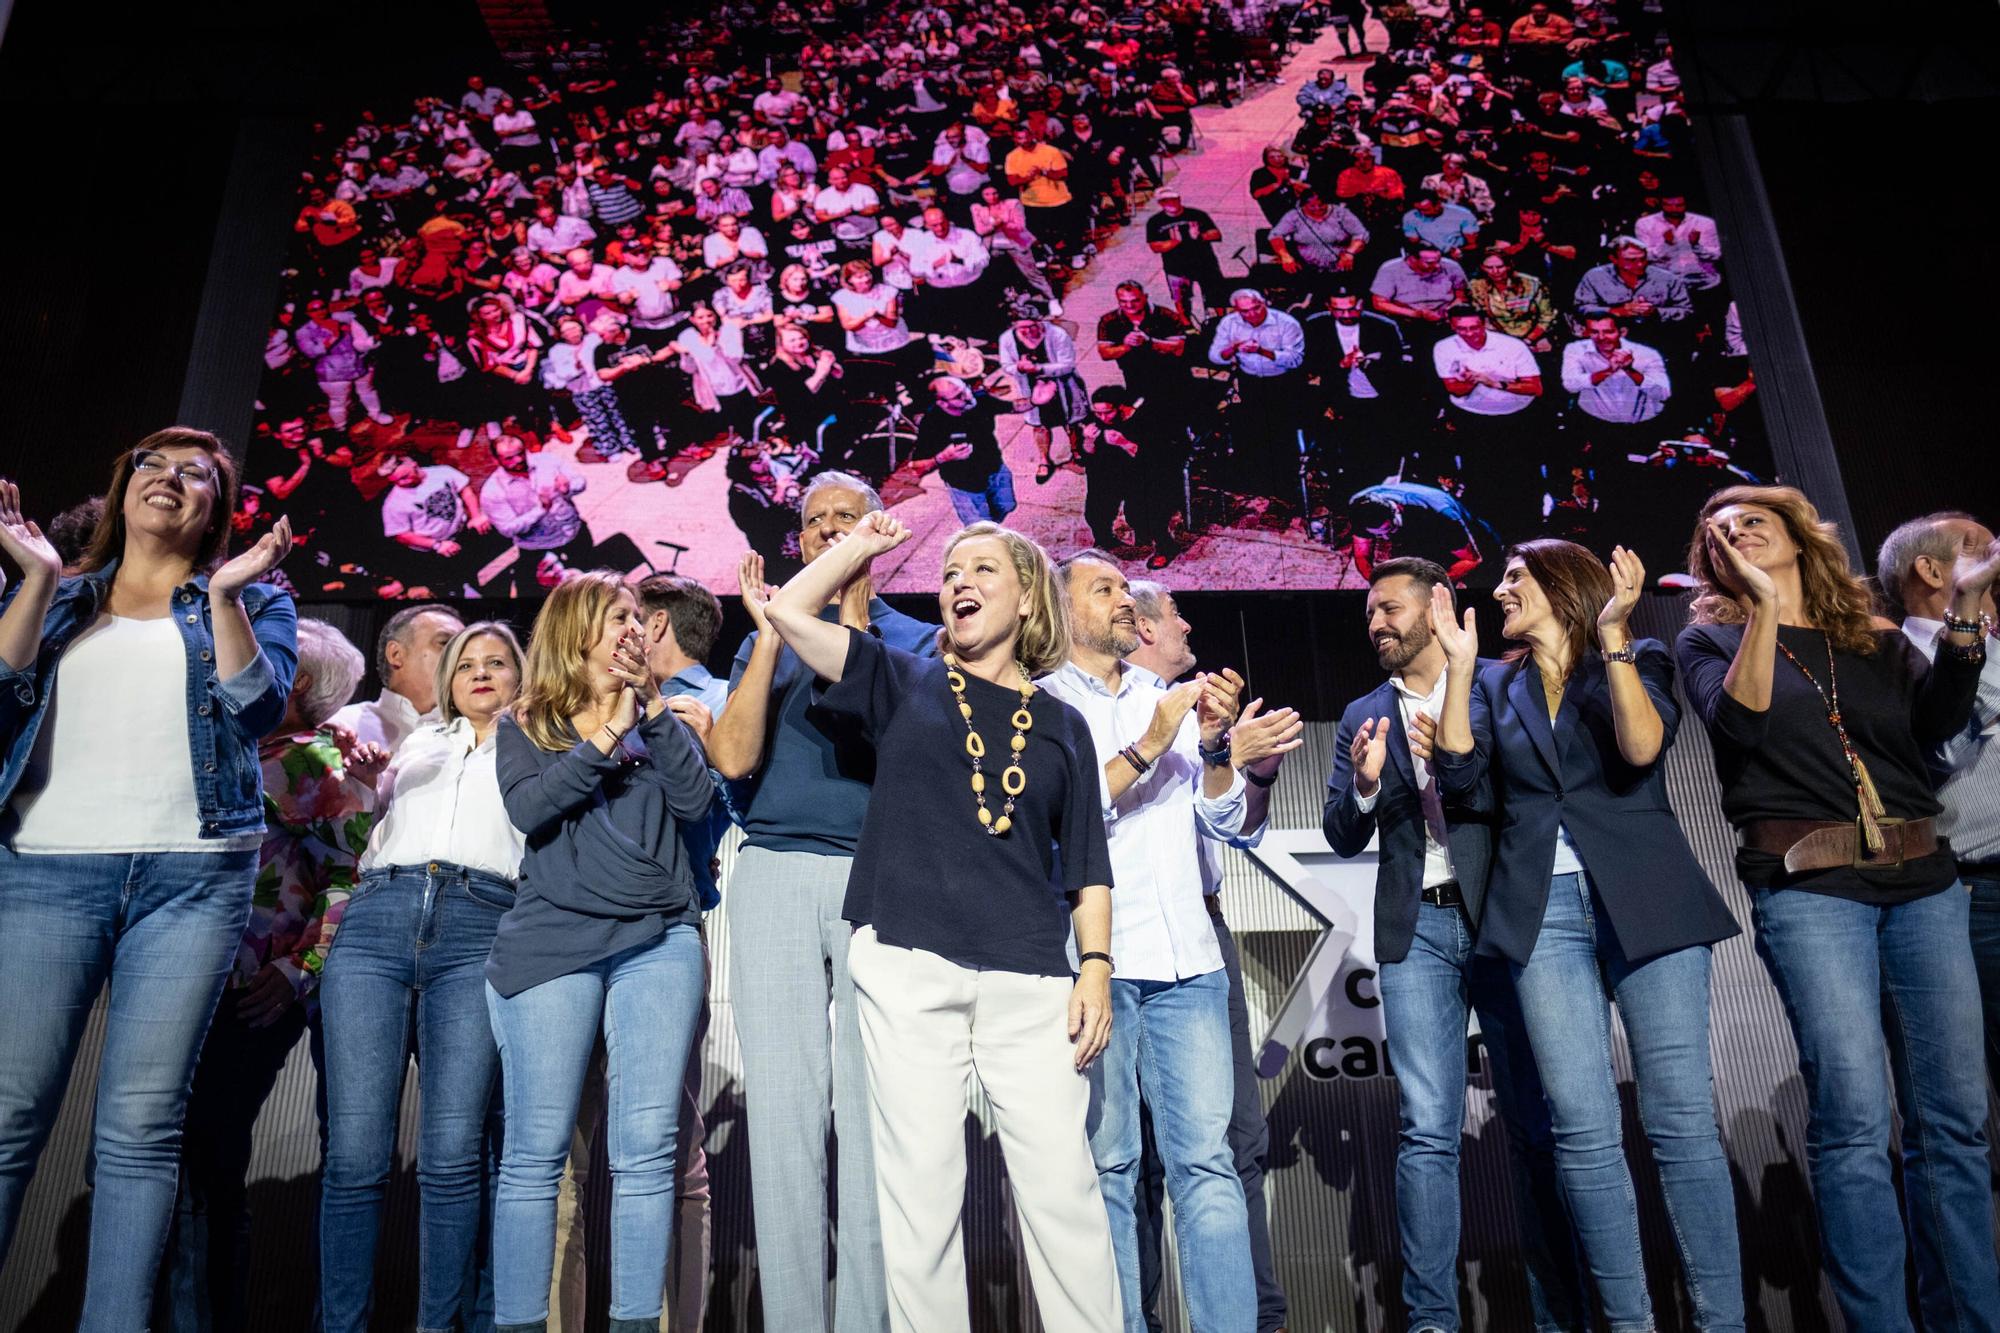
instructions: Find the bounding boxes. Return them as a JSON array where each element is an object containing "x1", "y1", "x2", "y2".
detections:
[
  {"x1": 912, "y1": 375, "x2": 1020, "y2": 526},
  {"x1": 0, "y1": 431, "x2": 297, "y2": 1330},
  {"x1": 1045, "y1": 550, "x2": 1302, "y2": 1333},
  {"x1": 488, "y1": 574, "x2": 713, "y2": 1333},
  {"x1": 318, "y1": 621, "x2": 527, "y2": 1333},
  {"x1": 549, "y1": 573, "x2": 728, "y2": 1333},
  {"x1": 1877, "y1": 511, "x2": 2000, "y2": 1084},
  {"x1": 763, "y1": 513, "x2": 1120, "y2": 1333},
  {"x1": 1429, "y1": 538, "x2": 1744, "y2": 1333},
  {"x1": 703, "y1": 473, "x2": 928, "y2": 1333},
  {"x1": 158, "y1": 619, "x2": 379, "y2": 1333},
  {"x1": 1678, "y1": 487, "x2": 2000, "y2": 1331},
  {"x1": 332, "y1": 603, "x2": 465, "y2": 756},
  {"x1": 1207, "y1": 288, "x2": 1307, "y2": 510},
  {"x1": 1000, "y1": 311, "x2": 1088, "y2": 487},
  {"x1": 479, "y1": 433, "x2": 597, "y2": 592},
  {"x1": 1324, "y1": 558, "x2": 1585, "y2": 1333},
  {"x1": 46, "y1": 496, "x2": 106, "y2": 572}
]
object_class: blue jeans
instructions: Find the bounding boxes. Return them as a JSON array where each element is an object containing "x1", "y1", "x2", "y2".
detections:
[
  {"x1": 1966, "y1": 872, "x2": 2000, "y2": 1098},
  {"x1": 318, "y1": 862, "x2": 513, "y2": 1333},
  {"x1": 0, "y1": 846, "x2": 256, "y2": 1333},
  {"x1": 487, "y1": 922, "x2": 706, "y2": 1325},
  {"x1": 1379, "y1": 901, "x2": 1586, "y2": 1333},
  {"x1": 1511, "y1": 872, "x2": 1743, "y2": 1333},
  {"x1": 1088, "y1": 968, "x2": 1255, "y2": 1333},
  {"x1": 946, "y1": 466, "x2": 1017, "y2": 524},
  {"x1": 1753, "y1": 881, "x2": 2000, "y2": 1333}
]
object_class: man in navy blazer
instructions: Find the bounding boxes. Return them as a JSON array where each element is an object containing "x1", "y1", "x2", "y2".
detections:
[{"x1": 1323, "y1": 557, "x2": 1584, "y2": 1333}]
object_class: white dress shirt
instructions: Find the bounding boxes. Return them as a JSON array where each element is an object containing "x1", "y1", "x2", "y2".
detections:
[
  {"x1": 1561, "y1": 337, "x2": 1671, "y2": 424},
  {"x1": 1904, "y1": 617, "x2": 2000, "y2": 866},
  {"x1": 1041, "y1": 661, "x2": 1249, "y2": 981},
  {"x1": 1432, "y1": 330, "x2": 1539, "y2": 415},
  {"x1": 360, "y1": 718, "x2": 525, "y2": 880},
  {"x1": 331, "y1": 687, "x2": 434, "y2": 758},
  {"x1": 1351, "y1": 668, "x2": 1456, "y2": 890}
]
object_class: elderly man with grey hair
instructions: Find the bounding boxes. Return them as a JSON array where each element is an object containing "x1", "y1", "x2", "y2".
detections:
[
  {"x1": 1209, "y1": 288, "x2": 1308, "y2": 511},
  {"x1": 1880, "y1": 510, "x2": 2000, "y2": 1079},
  {"x1": 329, "y1": 602, "x2": 464, "y2": 756},
  {"x1": 703, "y1": 470, "x2": 937, "y2": 1333},
  {"x1": 162, "y1": 618, "x2": 383, "y2": 1331}
]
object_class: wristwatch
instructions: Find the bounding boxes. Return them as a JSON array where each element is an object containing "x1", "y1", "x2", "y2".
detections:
[
  {"x1": 1602, "y1": 645, "x2": 1638, "y2": 665},
  {"x1": 1198, "y1": 735, "x2": 1232, "y2": 767}
]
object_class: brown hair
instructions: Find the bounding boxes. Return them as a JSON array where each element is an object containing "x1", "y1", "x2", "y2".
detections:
[
  {"x1": 1684, "y1": 484, "x2": 1877, "y2": 655},
  {"x1": 77, "y1": 427, "x2": 240, "y2": 575},
  {"x1": 1501, "y1": 539, "x2": 1613, "y2": 668},
  {"x1": 513, "y1": 570, "x2": 632, "y2": 751},
  {"x1": 633, "y1": 573, "x2": 722, "y2": 662}
]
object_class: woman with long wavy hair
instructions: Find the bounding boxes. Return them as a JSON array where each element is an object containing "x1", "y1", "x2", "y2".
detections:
[
  {"x1": 1676, "y1": 484, "x2": 2000, "y2": 1331},
  {"x1": 763, "y1": 516, "x2": 1120, "y2": 1333},
  {"x1": 487, "y1": 571, "x2": 715, "y2": 1333},
  {"x1": 0, "y1": 429, "x2": 295, "y2": 1329}
]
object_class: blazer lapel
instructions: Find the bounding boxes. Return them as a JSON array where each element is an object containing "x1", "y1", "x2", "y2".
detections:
[
  {"x1": 1377, "y1": 682, "x2": 1418, "y2": 791},
  {"x1": 1509, "y1": 663, "x2": 1561, "y2": 778},
  {"x1": 1552, "y1": 657, "x2": 1598, "y2": 760}
]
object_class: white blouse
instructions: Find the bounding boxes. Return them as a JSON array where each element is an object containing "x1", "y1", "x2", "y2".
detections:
[{"x1": 360, "y1": 717, "x2": 524, "y2": 880}]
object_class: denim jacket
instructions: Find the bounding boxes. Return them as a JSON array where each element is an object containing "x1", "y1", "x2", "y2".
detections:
[{"x1": 0, "y1": 561, "x2": 298, "y2": 840}]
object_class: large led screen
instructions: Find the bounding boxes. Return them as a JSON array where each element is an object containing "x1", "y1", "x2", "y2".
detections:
[{"x1": 241, "y1": 4, "x2": 1770, "y2": 597}]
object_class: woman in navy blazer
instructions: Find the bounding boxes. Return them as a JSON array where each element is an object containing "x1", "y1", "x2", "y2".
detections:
[{"x1": 1428, "y1": 539, "x2": 1744, "y2": 1333}]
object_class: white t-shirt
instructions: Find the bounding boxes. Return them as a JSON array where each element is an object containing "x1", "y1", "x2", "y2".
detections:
[
  {"x1": 814, "y1": 183, "x2": 881, "y2": 241},
  {"x1": 381, "y1": 465, "x2": 469, "y2": 542},
  {"x1": 9, "y1": 616, "x2": 259, "y2": 853},
  {"x1": 1432, "y1": 331, "x2": 1540, "y2": 415},
  {"x1": 832, "y1": 285, "x2": 912, "y2": 354}
]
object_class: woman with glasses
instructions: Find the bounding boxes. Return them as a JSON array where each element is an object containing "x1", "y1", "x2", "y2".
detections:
[
  {"x1": 0, "y1": 430, "x2": 296, "y2": 1330},
  {"x1": 319, "y1": 621, "x2": 528, "y2": 1333}
]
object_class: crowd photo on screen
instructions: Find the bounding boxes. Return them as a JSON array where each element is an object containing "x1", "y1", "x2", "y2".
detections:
[{"x1": 245, "y1": 0, "x2": 1769, "y2": 598}]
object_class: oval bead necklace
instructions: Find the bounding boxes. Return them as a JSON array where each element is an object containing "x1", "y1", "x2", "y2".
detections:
[{"x1": 944, "y1": 651, "x2": 1034, "y2": 835}]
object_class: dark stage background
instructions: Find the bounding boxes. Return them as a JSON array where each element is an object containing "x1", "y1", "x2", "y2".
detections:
[{"x1": 1, "y1": 0, "x2": 1999, "y2": 1329}]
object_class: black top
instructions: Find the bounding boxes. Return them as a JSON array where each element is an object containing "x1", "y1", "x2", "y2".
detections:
[
  {"x1": 1675, "y1": 622, "x2": 1983, "y2": 903},
  {"x1": 1435, "y1": 642, "x2": 1740, "y2": 964},
  {"x1": 826, "y1": 630, "x2": 1112, "y2": 976},
  {"x1": 1094, "y1": 305, "x2": 1195, "y2": 405},
  {"x1": 1145, "y1": 207, "x2": 1221, "y2": 276},
  {"x1": 912, "y1": 393, "x2": 1009, "y2": 491},
  {"x1": 488, "y1": 708, "x2": 714, "y2": 997}
]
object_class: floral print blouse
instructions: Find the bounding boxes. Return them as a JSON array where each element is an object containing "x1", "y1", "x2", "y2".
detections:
[{"x1": 236, "y1": 728, "x2": 376, "y2": 999}]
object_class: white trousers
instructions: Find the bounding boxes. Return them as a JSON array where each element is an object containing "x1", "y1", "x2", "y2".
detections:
[{"x1": 848, "y1": 925, "x2": 1123, "y2": 1333}]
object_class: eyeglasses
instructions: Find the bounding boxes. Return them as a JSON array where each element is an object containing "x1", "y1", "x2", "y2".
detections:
[{"x1": 133, "y1": 451, "x2": 218, "y2": 486}]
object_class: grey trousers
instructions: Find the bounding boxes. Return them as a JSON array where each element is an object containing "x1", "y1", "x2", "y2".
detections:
[{"x1": 726, "y1": 844, "x2": 888, "y2": 1332}]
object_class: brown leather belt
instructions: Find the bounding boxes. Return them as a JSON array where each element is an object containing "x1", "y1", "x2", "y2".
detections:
[{"x1": 1742, "y1": 817, "x2": 1938, "y2": 874}]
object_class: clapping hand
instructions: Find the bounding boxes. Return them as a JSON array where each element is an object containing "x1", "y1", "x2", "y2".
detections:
[
  {"x1": 1705, "y1": 519, "x2": 1778, "y2": 609},
  {"x1": 1426, "y1": 582, "x2": 1478, "y2": 667},
  {"x1": 1197, "y1": 667, "x2": 1244, "y2": 743},
  {"x1": 1950, "y1": 535, "x2": 2000, "y2": 607},
  {"x1": 1231, "y1": 698, "x2": 1303, "y2": 776},
  {"x1": 667, "y1": 695, "x2": 714, "y2": 748},
  {"x1": 0, "y1": 480, "x2": 61, "y2": 583},
  {"x1": 1349, "y1": 714, "x2": 1391, "y2": 797},
  {"x1": 738, "y1": 551, "x2": 778, "y2": 631},
  {"x1": 343, "y1": 741, "x2": 391, "y2": 790},
  {"x1": 211, "y1": 515, "x2": 293, "y2": 602},
  {"x1": 1597, "y1": 545, "x2": 1644, "y2": 639},
  {"x1": 1408, "y1": 710, "x2": 1439, "y2": 763}
]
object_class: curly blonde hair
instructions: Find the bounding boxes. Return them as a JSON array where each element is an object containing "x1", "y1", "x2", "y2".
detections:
[
  {"x1": 513, "y1": 571, "x2": 634, "y2": 750},
  {"x1": 941, "y1": 522, "x2": 1072, "y2": 676},
  {"x1": 1684, "y1": 484, "x2": 1877, "y2": 655}
]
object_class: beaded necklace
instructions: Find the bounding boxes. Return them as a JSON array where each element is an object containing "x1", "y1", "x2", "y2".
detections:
[
  {"x1": 1774, "y1": 630, "x2": 1888, "y2": 853},
  {"x1": 944, "y1": 652, "x2": 1034, "y2": 836}
]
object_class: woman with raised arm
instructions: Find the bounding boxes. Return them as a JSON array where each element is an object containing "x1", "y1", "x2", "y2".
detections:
[
  {"x1": 1675, "y1": 485, "x2": 2000, "y2": 1331},
  {"x1": 762, "y1": 513, "x2": 1121, "y2": 1333},
  {"x1": 0, "y1": 430, "x2": 296, "y2": 1330},
  {"x1": 487, "y1": 571, "x2": 715, "y2": 1333},
  {"x1": 1426, "y1": 538, "x2": 1744, "y2": 1333},
  {"x1": 318, "y1": 621, "x2": 527, "y2": 1333}
]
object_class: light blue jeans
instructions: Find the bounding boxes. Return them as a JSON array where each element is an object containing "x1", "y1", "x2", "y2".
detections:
[
  {"x1": 0, "y1": 845, "x2": 256, "y2": 1333},
  {"x1": 1511, "y1": 872, "x2": 1743, "y2": 1333},
  {"x1": 1754, "y1": 881, "x2": 2000, "y2": 1333},
  {"x1": 486, "y1": 922, "x2": 706, "y2": 1325},
  {"x1": 946, "y1": 467, "x2": 1018, "y2": 524},
  {"x1": 1088, "y1": 968, "x2": 1255, "y2": 1333}
]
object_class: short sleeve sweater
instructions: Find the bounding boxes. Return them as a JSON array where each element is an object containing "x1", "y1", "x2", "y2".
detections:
[
  {"x1": 825, "y1": 629, "x2": 1113, "y2": 976},
  {"x1": 1675, "y1": 621, "x2": 1982, "y2": 903}
]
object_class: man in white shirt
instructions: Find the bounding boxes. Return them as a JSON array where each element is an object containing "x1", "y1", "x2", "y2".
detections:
[
  {"x1": 1880, "y1": 512, "x2": 2000, "y2": 1082},
  {"x1": 1633, "y1": 193, "x2": 1721, "y2": 291},
  {"x1": 1561, "y1": 314, "x2": 1670, "y2": 435},
  {"x1": 1431, "y1": 307, "x2": 1543, "y2": 536},
  {"x1": 756, "y1": 126, "x2": 818, "y2": 184},
  {"x1": 1208, "y1": 288, "x2": 1309, "y2": 508},
  {"x1": 1323, "y1": 558, "x2": 1583, "y2": 1333},
  {"x1": 812, "y1": 164, "x2": 881, "y2": 249},
  {"x1": 608, "y1": 241, "x2": 685, "y2": 344},
  {"x1": 477, "y1": 433, "x2": 597, "y2": 593},
  {"x1": 904, "y1": 205, "x2": 991, "y2": 340},
  {"x1": 1042, "y1": 551, "x2": 1302, "y2": 1333},
  {"x1": 526, "y1": 203, "x2": 597, "y2": 263},
  {"x1": 1123, "y1": 579, "x2": 1293, "y2": 1333},
  {"x1": 331, "y1": 603, "x2": 465, "y2": 756}
]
